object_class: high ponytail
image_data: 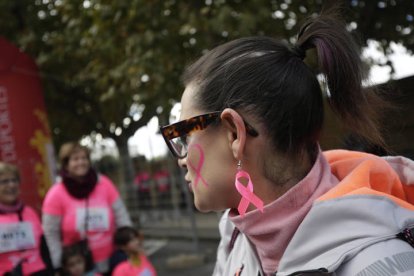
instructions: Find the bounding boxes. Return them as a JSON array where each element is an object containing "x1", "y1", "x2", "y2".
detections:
[
  {"x1": 182, "y1": 5, "x2": 389, "y2": 161},
  {"x1": 296, "y1": 6, "x2": 388, "y2": 149}
]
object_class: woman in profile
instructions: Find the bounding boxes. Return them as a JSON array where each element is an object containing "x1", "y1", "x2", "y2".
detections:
[{"x1": 159, "y1": 6, "x2": 414, "y2": 276}]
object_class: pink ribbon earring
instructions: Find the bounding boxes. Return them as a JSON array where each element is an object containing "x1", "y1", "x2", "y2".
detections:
[{"x1": 234, "y1": 160, "x2": 264, "y2": 217}]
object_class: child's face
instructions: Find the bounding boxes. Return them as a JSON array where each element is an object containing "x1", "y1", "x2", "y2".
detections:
[
  {"x1": 65, "y1": 255, "x2": 86, "y2": 276},
  {"x1": 123, "y1": 236, "x2": 142, "y2": 255}
]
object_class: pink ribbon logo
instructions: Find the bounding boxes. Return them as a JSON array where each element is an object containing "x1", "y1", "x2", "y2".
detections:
[
  {"x1": 188, "y1": 144, "x2": 208, "y2": 188},
  {"x1": 235, "y1": 170, "x2": 264, "y2": 216}
]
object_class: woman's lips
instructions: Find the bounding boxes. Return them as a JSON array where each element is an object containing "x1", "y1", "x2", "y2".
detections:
[{"x1": 184, "y1": 175, "x2": 193, "y2": 192}]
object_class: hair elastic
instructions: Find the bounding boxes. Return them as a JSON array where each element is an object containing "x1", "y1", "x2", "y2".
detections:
[{"x1": 292, "y1": 45, "x2": 306, "y2": 60}]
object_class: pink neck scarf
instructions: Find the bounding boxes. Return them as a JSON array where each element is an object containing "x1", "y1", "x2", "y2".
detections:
[{"x1": 229, "y1": 151, "x2": 339, "y2": 275}]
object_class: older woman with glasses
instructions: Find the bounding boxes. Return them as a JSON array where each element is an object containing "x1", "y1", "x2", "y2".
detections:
[
  {"x1": 0, "y1": 162, "x2": 52, "y2": 276},
  {"x1": 160, "y1": 7, "x2": 414, "y2": 276}
]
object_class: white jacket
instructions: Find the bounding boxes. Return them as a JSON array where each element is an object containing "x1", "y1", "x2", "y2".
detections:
[{"x1": 213, "y1": 151, "x2": 414, "y2": 276}]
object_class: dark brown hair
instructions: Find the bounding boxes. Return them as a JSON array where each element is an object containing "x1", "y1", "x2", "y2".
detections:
[
  {"x1": 296, "y1": 6, "x2": 386, "y2": 150},
  {"x1": 113, "y1": 226, "x2": 140, "y2": 247},
  {"x1": 182, "y1": 6, "x2": 386, "y2": 157},
  {"x1": 61, "y1": 243, "x2": 84, "y2": 267}
]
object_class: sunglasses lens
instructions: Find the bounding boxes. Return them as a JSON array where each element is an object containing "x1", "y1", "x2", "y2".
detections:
[{"x1": 170, "y1": 136, "x2": 188, "y2": 158}]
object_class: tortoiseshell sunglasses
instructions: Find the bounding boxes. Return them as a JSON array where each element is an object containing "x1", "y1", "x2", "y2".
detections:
[{"x1": 160, "y1": 111, "x2": 259, "y2": 159}]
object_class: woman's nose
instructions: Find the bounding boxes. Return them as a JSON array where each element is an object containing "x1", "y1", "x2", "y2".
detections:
[{"x1": 178, "y1": 157, "x2": 187, "y2": 168}]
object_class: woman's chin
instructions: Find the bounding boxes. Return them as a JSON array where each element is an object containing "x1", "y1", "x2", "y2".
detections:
[
  {"x1": 0, "y1": 197, "x2": 19, "y2": 205},
  {"x1": 193, "y1": 199, "x2": 215, "y2": 213},
  {"x1": 193, "y1": 201, "x2": 207, "y2": 212}
]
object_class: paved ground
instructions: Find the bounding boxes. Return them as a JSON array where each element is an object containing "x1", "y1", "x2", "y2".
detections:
[
  {"x1": 137, "y1": 210, "x2": 222, "y2": 275},
  {"x1": 146, "y1": 238, "x2": 219, "y2": 276},
  {"x1": 139, "y1": 210, "x2": 222, "y2": 240}
]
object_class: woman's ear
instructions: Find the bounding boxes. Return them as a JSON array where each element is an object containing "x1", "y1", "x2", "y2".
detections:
[{"x1": 220, "y1": 108, "x2": 247, "y2": 160}]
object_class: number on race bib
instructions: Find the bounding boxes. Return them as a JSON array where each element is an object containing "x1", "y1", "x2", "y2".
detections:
[
  {"x1": 76, "y1": 207, "x2": 110, "y2": 232},
  {"x1": 0, "y1": 222, "x2": 36, "y2": 253}
]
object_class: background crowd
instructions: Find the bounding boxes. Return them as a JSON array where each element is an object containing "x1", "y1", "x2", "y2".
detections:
[{"x1": 0, "y1": 142, "x2": 156, "y2": 276}]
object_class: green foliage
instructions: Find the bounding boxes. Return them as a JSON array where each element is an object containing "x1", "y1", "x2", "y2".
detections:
[{"x1": 0, "y1": 0, "x2": 413, "y2": 148}]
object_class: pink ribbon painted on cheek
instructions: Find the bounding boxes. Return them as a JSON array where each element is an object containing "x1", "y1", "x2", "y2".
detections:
[
  {"x1": 235, "y1": 170, "x2": 264, "y2": 217},
  {"x1": 187, "y1": 144, "x2": 208, "y2": 188}
]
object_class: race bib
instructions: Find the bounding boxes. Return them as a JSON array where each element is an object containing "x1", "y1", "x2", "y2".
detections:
[
  {"x1": 0, "y1": 222, "x2": 36, "y2": 253},
  {"x1": 76, "y1": 207, "x2": 109, "y2": 232},
  {"x1": 140, "y1": 268, "x2": 154, "y2": 276}
]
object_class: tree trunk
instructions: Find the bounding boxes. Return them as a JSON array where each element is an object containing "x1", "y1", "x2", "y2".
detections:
[
  {"x1": 116, "y1": 136, "x2": 134, "y2": 182},
  {"x1": 113, "y1": 135, "x2": 140, "y2": 225}
]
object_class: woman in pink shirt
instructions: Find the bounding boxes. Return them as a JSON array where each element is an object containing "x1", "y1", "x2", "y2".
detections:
[
  {"x1": 42, "y1": 142, "x2": 132, "y2": 275},
  {"x1": 0, "y1": 162, "x2": 52, "y2": 276}
]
